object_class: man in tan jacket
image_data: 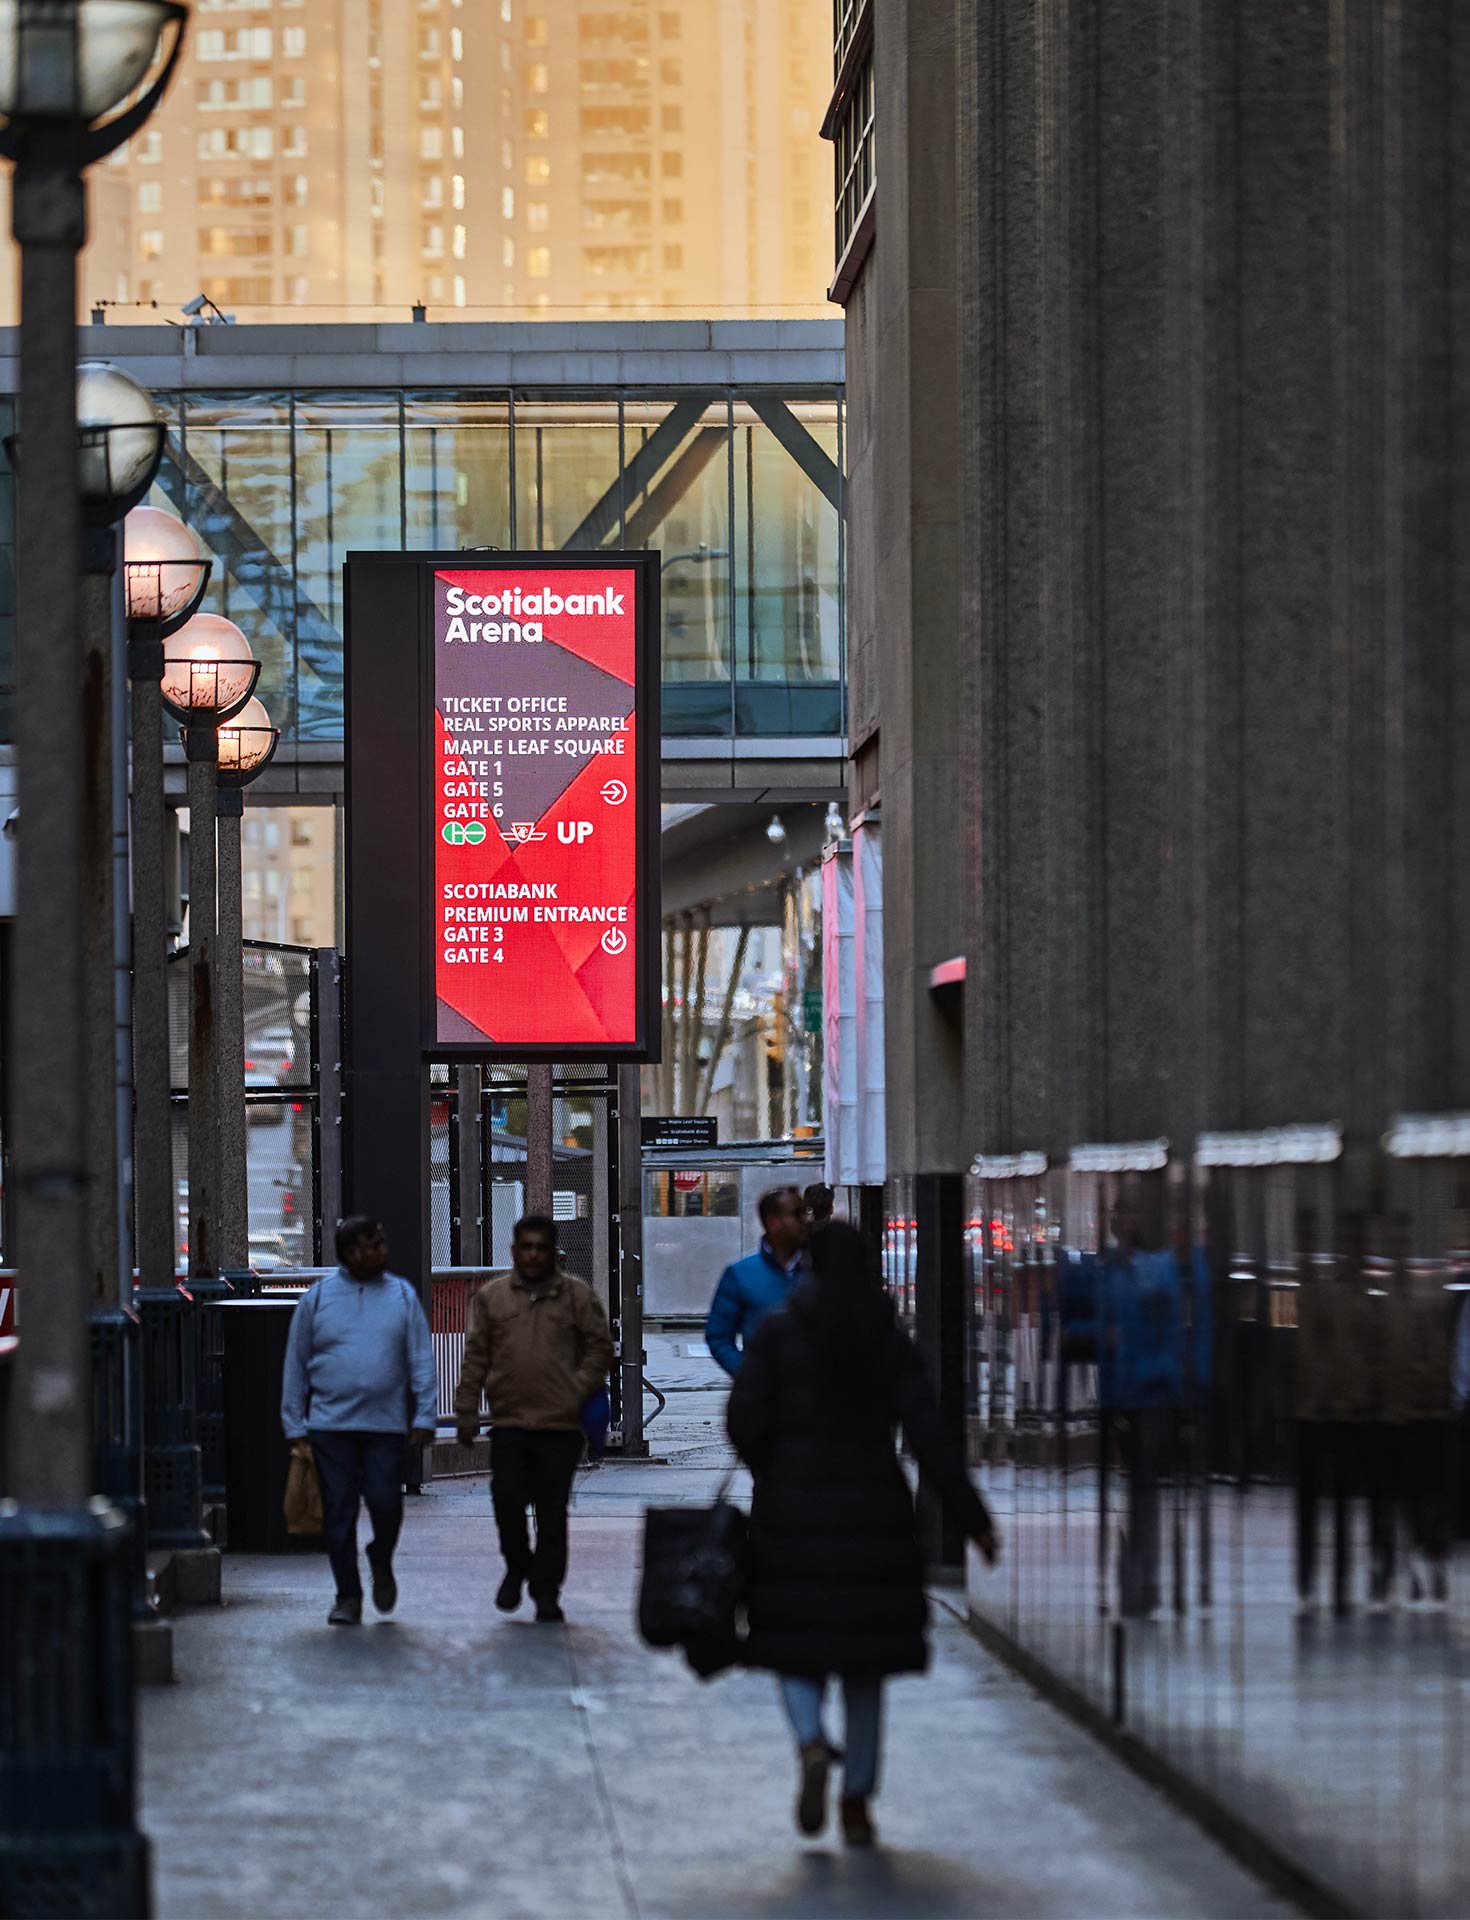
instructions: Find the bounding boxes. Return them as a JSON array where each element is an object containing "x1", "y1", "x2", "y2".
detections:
[{"x1": 455, "y1": 1213, "x2": 614, "y2": 1623}]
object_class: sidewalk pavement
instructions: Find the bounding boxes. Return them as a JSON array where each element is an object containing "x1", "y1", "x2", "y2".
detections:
[{"x1": 141, "y1": 1462, "x2": 1292, "y2": 1920}]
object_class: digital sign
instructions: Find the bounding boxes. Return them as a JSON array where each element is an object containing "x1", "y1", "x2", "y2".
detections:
[{"x1": 429, "y1": 559, "x2": 657, "y2": 1054}]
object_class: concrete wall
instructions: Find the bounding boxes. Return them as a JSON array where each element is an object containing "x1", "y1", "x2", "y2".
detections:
[
  {"x1": 948, "y1": 0, "x2": 1470, "y2": 1166},
  {"x1": 844, "y1": 0, "x2": 968, "y2": 1178}
]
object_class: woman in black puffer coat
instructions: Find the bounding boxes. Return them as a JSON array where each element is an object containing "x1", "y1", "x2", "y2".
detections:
[{"x1": 727, "y1": 1222, "x2": 998, "y2": 1847}]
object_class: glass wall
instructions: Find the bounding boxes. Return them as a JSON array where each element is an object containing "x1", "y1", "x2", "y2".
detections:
[
  {"x1": 961, "y1": 1156, "x2": 1470, "y2": 1919},
  {"x1": 128, "y1": 385, "x2": 846, "y2": 748}
]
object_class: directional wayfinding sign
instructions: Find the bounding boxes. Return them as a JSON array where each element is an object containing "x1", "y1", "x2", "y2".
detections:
[
  {"x1": 428, "y1": 557, "x2": 659, "y2": 1056},
  {"x1": 345, "y1": 548, "x2": 660, "y2": 1081}
]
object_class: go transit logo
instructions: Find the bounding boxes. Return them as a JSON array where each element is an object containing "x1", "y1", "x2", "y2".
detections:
[{"x1": 441, "y1": 821, "x2": 487, "y2": 846}]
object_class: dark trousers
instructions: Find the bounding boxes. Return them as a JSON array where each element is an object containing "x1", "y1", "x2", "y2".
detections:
[
  {"x1": 490, "y1": 1428, "x2": 583, "y2": 1601},
  {"x1": 310, "y1": 1429, "x2": 405, "y2": 1603}
]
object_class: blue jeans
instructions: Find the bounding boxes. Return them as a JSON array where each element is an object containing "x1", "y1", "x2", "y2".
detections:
[
  {"x1": 309, "y1": 1429, "x2": 405, "y2": 1603},
  {"x1": 778, "y1": 1675, "x2": 884, "y2": 1799}
]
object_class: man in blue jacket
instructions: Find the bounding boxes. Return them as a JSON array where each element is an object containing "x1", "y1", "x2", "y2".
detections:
[
  {"x1": 705, "y1": 1185, "x2": 812, "y2": 1376},
  {"x1": 281, "y1": 1215, "x2": 438, "y2": 1626}
]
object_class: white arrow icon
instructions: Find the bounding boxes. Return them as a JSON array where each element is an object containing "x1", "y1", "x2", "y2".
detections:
[
  {"x1": 601, "y1": 928, "x2": 628, "y2": 956},
  {"x1": 599, "y1": 780, "x2": 628, "y2": 806}
]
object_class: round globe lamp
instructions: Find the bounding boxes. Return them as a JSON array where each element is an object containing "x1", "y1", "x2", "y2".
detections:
[
  {"x1": 124, "y1": 504, "x2": 209, "y2": 634},
  {"x1": 77, "y1": 360, "x2": 165, "y2": 522},
  {"x1": 0, "y1": 1, "x2": 187, "y2": 130},
  {"x1": 217, "y1": 696, "x2": 278, "y2": 787},
  {"x1": 161, "y1": 613, "x2": 258, "y2": 725}
]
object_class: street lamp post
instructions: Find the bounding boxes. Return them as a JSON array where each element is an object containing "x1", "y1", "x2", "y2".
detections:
[
  {"x1": 214, "y1": 696, "x2": 278, "y2": 1273},
  {"x1": 159, "y1": 613, "x2": 257, "y2": 1283},
  {"x1": 0, "y1": 6, "x2": 192, "y2": 1914},
  {"x1": 76, "y1": 363, "x2": 167, "y2": 1307},
  {"x1": 123, "y1": 504, "x2": 209, "y2": 1296}
]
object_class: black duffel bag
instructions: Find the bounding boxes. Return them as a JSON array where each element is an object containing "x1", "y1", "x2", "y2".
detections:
[{"x1": 638, "y1": 1477, "x2": 747, "y2": 1678}]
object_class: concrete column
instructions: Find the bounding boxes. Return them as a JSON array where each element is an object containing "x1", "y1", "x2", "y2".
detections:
[
  {"x1": 129, "y1": 664, "x2": 175, "y2": 1290},
  {"x1": 215, "y1": 797, "x2": 247, "y2": 1271},
  {"x1": 525, "y1": 1064, "x2": 553, "y2": 1217},
  {"x1": 872, "y1": 0, "x2": 966, "y2": 1178},
  {"x1": 81, "y1": 558, "x2": 120, "y2": 1308},
  {"x1": 185, "y1": 734, "x2": 220, "y2": 1279}
]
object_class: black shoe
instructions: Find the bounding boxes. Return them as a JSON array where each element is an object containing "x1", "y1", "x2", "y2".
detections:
[
  {"x1": 496, "y1": 1570, "x2": 525, "y2": 1613},
  {"x1": 328, "y1": 1597, "x2": 362, "y2": 1627},
  {"x1": 534, "y1": 1599, "x2": 566, "y2": 1625},
  {"x1": 371, "y1": 1562, "x2": 398, "y2": 1616}
]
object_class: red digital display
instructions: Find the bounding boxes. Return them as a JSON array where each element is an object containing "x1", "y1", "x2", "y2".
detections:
[{"x1": 432, "y1": 564, "x2": 643, "y2": 1049}]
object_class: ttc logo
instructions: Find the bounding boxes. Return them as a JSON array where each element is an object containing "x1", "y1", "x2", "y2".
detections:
[{"x1": 441, "y1": 821, "x2": 487, "y2": 846}]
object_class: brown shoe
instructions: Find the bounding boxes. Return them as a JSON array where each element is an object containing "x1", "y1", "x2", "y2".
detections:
[
  {"x1": 796, "y1": 1740, "x2": 834, "y2": 1836},
  {"x1": 840, "y1": 1796, "x2": 876, "y2": 1848}
]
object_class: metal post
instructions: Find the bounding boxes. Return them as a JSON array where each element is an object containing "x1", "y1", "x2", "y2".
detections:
[
  {"x1": 184, "y1": 727, "x2": 220, "y2": 1279},
  {"x1": 214, "y1": 791, "x2": 247, "y2": 1271},
  {"x1": 313, "y1": 948, "x2": 343, "y2": 1257},
  {"x1": 526, "y1": 1063, "x2": 553, "y2": 1217},
  {"x1": 616, "y1": 1063, "x2": 646, "y2": 1456},
  {"x1": 127, "y1": 651, "x2": 174, "y2": 1291},
  {"x1": 454, "y1": 1065, "x2": 483, "y2": 1266},
  {"x1": 8, "y1": 155, "x2": 88, "y2": 1504}
]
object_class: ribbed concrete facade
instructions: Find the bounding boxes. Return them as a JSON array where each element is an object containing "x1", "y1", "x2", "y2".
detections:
[{"x1": 842, "y1": 0, "x2": 1470, "y2": 1177}]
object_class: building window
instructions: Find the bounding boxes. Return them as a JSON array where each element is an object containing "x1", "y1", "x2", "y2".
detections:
[
  {"x1": 452, "y1": 175, "x2": 466, "y2": 209},
  {"x1": 527, "y1": 202, "x2": 549, "y2": 231},
  {"x1": 282, "y1": 26, "x2": 305, "y2": 57},
  {"x1": 453, "y1": 275, "x2": 467, "y2": 306},
  {"x1": 421, "y1": 127, "x2": 444, "y2": 159},
  {"x1": 501, "y1": 186, "x2": 514, "y2": 219},
  {"x1": 527, "y1": 246, "x2": 551, "y2": 278},
  {"x1": 422, "y1": 175, "x2": 444, "y2": 208},
  {"x1": 659, "y1": 10, "x2": 681, "y2": 36},
  {"x1": 527, "y1": 63, "x2": 549, "y2": 93},
  {"x1": 525, "y1": 107, "x2": 548, "y2": 138},
  {"x1": 661, "y1": 104, "x2": 682, "y2": 132},
  {"x1": 502, "y1": 236, "x2": 515, "y2": 268},
  {"x1": 663, "y1": 243, "x2": 683, "y2": 270},
  {"x1": 137, "y1": 131, "x2": 162, "y2": 163},
  {"x1": 526, "y1": 155, "x2": 550, "y2": 185},
  {"x1": 138, "y1": 181, "x2": 162, "y2": 212},
  {"x1": 660, "y1": 151, "x2": 682, "y2": 178},
  {"x1": 139, "y1": 230, "x2": 163, "y2": 260},
  {"x1": 525, "y1": 15, "x2": 548, "y2": 44},
  {"x1": 661, "y1": 59, "x2": 681, "y2": 85},
  {"x1": 662, "y1": 197, "x2": 682, "y2": 221},
  {"x1": 452, "y1": 224, "x2": 467, "y2": 259},
  {"x1": 833, "y1": 51, "x2": 874, "y2": 263}
]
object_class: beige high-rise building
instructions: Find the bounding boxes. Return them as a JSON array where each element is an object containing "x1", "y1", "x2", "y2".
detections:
[{"x1": 0, "y1": 0, "x2": 830, "y2": 324}]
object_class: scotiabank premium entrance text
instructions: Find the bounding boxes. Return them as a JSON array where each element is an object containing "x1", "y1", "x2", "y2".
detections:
[{"x1": 432, "y1": 566, "x2": 639, "y2": 1048}]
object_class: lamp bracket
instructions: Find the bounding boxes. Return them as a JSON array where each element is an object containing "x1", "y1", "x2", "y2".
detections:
[
  {"x1": 127, "y1": 636, "x2": 163, "y2": 682},
  {"x1": 214, "y1": 787, "x2": 244, "y2": 820},
  {"x1": 183, "y1": 725, "x2": 218, "y2": 765}
]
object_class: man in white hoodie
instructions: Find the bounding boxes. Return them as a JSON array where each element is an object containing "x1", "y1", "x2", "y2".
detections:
[{"x1": 281, "y1": 1216, "x2": 438, "y2": 1625}]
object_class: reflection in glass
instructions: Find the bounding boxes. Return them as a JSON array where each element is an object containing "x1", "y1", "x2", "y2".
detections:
[
  {"x1": 294, "y1": 396, "x2": 402, "y2": 738},
  {"x1": 513, "y1": 397, "x2": 621, "y2": 550},
  {"x1": 405, "y1": 394, "x2": 511, "y2": 552},
  {"x1": 176, "y1": 394, "x2": 296, "y2": 737}
]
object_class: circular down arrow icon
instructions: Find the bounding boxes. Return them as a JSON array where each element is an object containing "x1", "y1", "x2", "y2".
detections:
[
  {"x1": 601, "y1": 928, "x2": 628, "y2": 956},
  {"x1": 599, "y1": 779, "x2": 628, "y2": 806}
]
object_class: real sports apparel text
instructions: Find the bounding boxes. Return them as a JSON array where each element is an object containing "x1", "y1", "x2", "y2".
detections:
[{"x1": 433, "y1": 566, "x2": 641, "y2": 1049}]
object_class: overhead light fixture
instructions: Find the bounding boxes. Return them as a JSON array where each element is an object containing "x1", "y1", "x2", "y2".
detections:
[{"x1": 766, "y1": 813, "x2": 786, "y2": 845}]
